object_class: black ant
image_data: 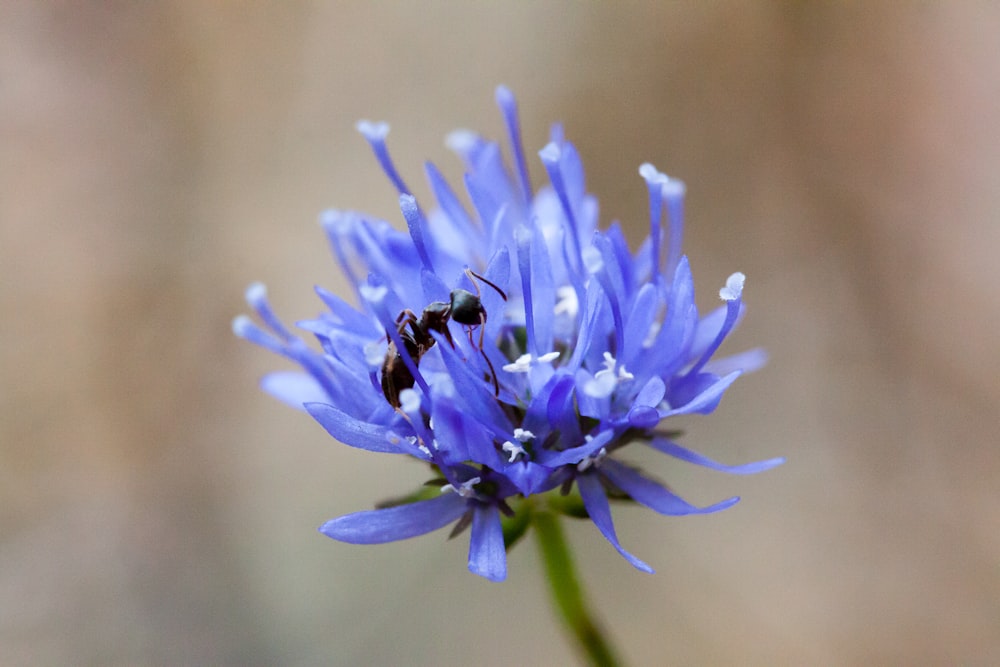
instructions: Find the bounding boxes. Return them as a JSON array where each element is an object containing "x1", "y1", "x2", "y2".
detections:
[{"x1": 381, "y1": 269, "x2": 507, "y2": 408}]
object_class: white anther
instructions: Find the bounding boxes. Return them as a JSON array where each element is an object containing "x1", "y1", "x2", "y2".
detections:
[
  {"x1": 502, "y1": 351, "x2": 560, "y2": 373},
  {"x1": 399, "y1": 389, "x2": 421, "y2": 414},
  {"x1": 642, "y1": 321, "x2": 661, "y2": 348},
  {"x1": 445, "y1": 129, "x2": 478, "y2": 155},
  {"x1": 359, "y1": 284, "x2": 388, "y2": 304},
  {"x1": 582, "y1": 246, "x2": 604, "y2": 275},
  {"x1": 719, "y1": 272, "x2": 745, "y2": 302},
  {"x1": 513, "y1": 428, "x2": 535, "y2": 442},
  {"x1": 441, "y1": 476, "x2": 481, "y2": 498},
  {"x1": 554, "y1": 285, "x2": 579, "y2": 318},
  {"x1": 355, "y1": 120, "x2": 389, "y2": 139},
  {"x1": 502, "y1": 440, "x2": 527, "y2": 462},
  {"x1": 576, "y1": 447, "x2": 608, "y2": 472},
  {"x1": 364, "y1": 341, "x2": 385, "y2": 367}
]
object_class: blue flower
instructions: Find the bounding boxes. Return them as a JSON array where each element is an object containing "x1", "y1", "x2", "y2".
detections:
[{"x1": 235, "y1": 86, "x2": 783, "y2": 582}]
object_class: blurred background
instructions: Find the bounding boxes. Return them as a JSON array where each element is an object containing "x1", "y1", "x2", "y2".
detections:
[{"x1": 2, "y1": 2, "x2": 999, "y2": 665}]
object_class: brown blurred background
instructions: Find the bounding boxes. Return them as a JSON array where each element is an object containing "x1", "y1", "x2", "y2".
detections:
[{"x1": 2, "y1": 3, "x2": 999, "y2": 665}]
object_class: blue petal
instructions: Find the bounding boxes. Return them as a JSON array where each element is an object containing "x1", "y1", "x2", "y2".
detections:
[
  {"x1": 431, "y1": 400, "x2": 503, "y2": 469},
  {"x1": 503, "y1": 461, "x2": 555, "y2": 496},
  {"x1": 304, "y1": 402, "x2": 400, "y2": 454},
  {"x1": 704, "y1": 347, "x2": 768, "y2": 376},
  {"x1": 468, "y1": 504, "x2": 507, "y2": 582},
  {"x1": 661, "y1": 370, "x2": 742, "y2": 417},
  {"x1": 577, "y1": 474, "x2": 654, "y2": 573},
  {"x1": 600, "y1": 460, "x2": 739, "y2": 515},
  {"x1": 433, "y1": 332, "x2": 513, "y2": 434},
  {"x1": 649, "y1": 437, "x2": 786, "y2": 474},
  {"x1": 320, "y1": 492, "x2": 468, "y2": 544},
  {"x1": 622, "y1": 283, "x2": 658, "y2": 364},
  {"x1": 541, "y1": 429, "x2": 615, "y2": 468},
  {"x1": 261, "y1": 371, "x2": 328, "y2": 410}
]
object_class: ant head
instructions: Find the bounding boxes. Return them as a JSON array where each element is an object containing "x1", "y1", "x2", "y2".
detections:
[{"x1": 449, "y1": 289, "x2": 485, "y2": 326}]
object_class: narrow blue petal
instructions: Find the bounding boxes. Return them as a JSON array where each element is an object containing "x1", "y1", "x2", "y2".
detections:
[
  {"x1": 623, "y1": 283, "x2": 658, "y2": 365},
  {"x1": 539, "y1": 142, "x2": 584, "y2": 270},
  {"x1": 314, "y1": 285, "x2": 379, "y2": 336},
  {"x1": 663, "y1": 178, "x2": 686, "y2": 282},
  {"x1": 261, "y1": 371, "x2": 328, "y2": 410},
  {"x1": 649, "y1": 437, "x2": 786, "y2": 474},
  {"x1": 320, "y1": 492, "x2": 468, "y2": 544},
  {"x1": 503, "y1": 461, "x2": 555, "y2": 496},
  {"x1": 433, "y1": 332, "x2": 513, "y2": 434},
  {"x1": 577, "y1": 474, "x2": 654, "y2": 573},
  {"x1": 541, "y1": 429, "x2": 614, "y2": 468},
  {"x1": 304, "y1": 402, "x2": 401, "y2": 454},
  {"x1": 495, "y1": 85, "x2": 532, "y2": 208},
  {"x1": 662, "y1": 370, "x2": 742, "y2": 417},
  {"x1": 566, "y1": 280, "x2": 605, "y2": 372},
  {"x1": 424, "y1": 160, "x2": 476, "y2": 233},
  {"x1": 704, "y1": 347, "x2": 768, "y2": 376},
  {"x1": 245, "y1": 283, "x2": 293, "y2": 341},
  {"x1": 530, "y1": 223, "x2": 555, "y2": 354},
  {"x1": 634, "y1": 375, "x2": 666, "y2": 407},
  {"x1": 468, "y1": 504, "x2": 507, "y2": 582},
  {"x1": 356, "y1": 120, "x2": 411, "y2": 196},
  {"x1": 600, "y1": 460, "x2": 740, "y2": 515},
  {"x1": 639, "y1": 163, "x2": 666, "y2": 284},
  {"x1": 431, "y1": 400, "x2": 503, "y2": 469},
  {"x1": 399, "y1": 194, "x2": 435, "y2": 273},
  {"x1": 515, "y1": 226, "x2": 538, "y2": 357},
  {"x1": 233, "y1": 315, "x2": 286, "y2": 356},
  {"x1": 481, "y1": 246, "x2": 512, "y2": 354}
]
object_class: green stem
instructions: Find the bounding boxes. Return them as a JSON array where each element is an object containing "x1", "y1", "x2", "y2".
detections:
[{"x1": 533, "y1": 510, "x2": 624, "y2": 667}]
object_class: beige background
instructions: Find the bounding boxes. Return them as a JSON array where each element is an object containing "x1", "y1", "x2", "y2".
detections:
[{"x1": 2, "y1": 3, "x2": 999, "y2": 665}]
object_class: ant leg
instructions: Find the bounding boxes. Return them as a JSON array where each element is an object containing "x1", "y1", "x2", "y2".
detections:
[
  {"x1": 481, "y1": 344, "x2": 500, "y2": 397},
  {"x1": 473, "y1": 312, "x2": 500, "y2": 397}
]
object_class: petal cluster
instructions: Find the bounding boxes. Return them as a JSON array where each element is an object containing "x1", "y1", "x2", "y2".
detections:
[{"x1": 235, "y1": 86, "x2": 782, "y2": 581}]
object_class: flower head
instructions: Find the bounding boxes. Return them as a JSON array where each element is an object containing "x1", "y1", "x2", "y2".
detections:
[{"x1": 235, "y1": 86, "x2": 783, "y2": 582}]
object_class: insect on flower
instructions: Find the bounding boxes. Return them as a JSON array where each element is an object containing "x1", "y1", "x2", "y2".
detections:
[
  {"x1": 235, "y1": 86, "x2": 784, "y2": 583},
  {"x1": 380, "y1": 268, "x2": 507, "y2": 407}
]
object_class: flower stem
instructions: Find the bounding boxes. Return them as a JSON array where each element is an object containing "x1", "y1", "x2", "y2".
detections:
[{"x1": 533, "y1": 510, "x2": 624, "y2": 667}]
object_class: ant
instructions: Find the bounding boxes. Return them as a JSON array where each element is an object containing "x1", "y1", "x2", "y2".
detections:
[{"x1": 381, "y1": 269, "x2": 507, "y2": 408}]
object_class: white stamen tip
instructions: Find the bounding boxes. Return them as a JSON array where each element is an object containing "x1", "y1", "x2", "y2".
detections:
[
  {"x1": 359, "y1": 284, "x2": 388, "y2": 304},
  {"x1": 661, "y1": 179, "x2": 686, "y2": 198},
  {"x1": 554, "y1": 285, "x2": 579, "y2": 317},
  {"x1": 245, "y1": 282, "x2": 267, "y2": 306},
  {"x1": 639, "y1": 163, "x2": 668, "y2": 184},
  {"x1": 513, "y1": 428, "x2": 535, "y2": 442},
  {"x1": 356, "y1": 120, "x2": 389, "y2": 140},
  {"x1": 445, "y1": 129, "x2": 478, "y2": 154},
  {"x1": 502, "y1": 440, "x2": 526, "y2": 462},
  {"x1": 582, "y1": 246, "x2": 604, "y2": 274},
  {"x1": 720, "y1": 272, "x2": 745, "y2": 301},
  {"x1": 442, "y1": 476, "x2": 481, "y2": 498},
  {"x1": 232, "y1": 315, "x2": 253, "y2": 337},
  {"x1": 363, "y1": 341, "x2": 385, "y2": 368},
  {"x1": 398, "y1": 389, "x2": 421, "y2": 414},
  {"x1": 538, "y1": 142, "x2": 561, "y2": 164},
  {"x1": 583, "y1": 370, "x2": 618, "y2": 399}
]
